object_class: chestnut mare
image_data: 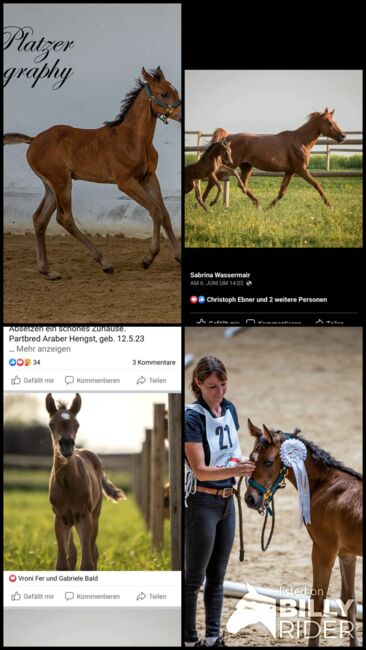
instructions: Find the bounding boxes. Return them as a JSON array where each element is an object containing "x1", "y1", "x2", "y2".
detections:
[
  {"x1": 46, "y1": 393, "x2": 126, "y2": 570},
  {"x1": 184, "y1": 140, "x2": 245, "y2": 211},
  {"x1": 245, "y1": 420, "x2": 362, "y2": 646},
  {"x1": 203, "y1": 109, "x2": 346, "y2": 209},
  {"x1": 4, "y1": 67, "x2": 181, "y2": 280}
]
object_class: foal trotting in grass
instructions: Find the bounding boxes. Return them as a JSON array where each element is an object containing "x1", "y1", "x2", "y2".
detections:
[
  {"x1": 184, "y1": 139, "x2": 246, "y2": 212},
  {"x1": 46, "y1": 393, "x2": 126, "y2": 570},
  {"x1": 4, "y1": 67, "x2": 181, "y2": 280}
]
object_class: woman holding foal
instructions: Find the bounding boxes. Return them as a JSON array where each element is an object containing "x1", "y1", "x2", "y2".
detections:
[{"x1": 184, "y1": 356, "x2": 255, "y2": 647}]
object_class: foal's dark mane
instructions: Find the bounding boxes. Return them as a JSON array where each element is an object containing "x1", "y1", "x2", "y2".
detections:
[
  {"x1": 104, "y1": 67, "x2": 162, "y2": 127},
  {"x1": 258, "y1": 432, "x2": 362, "y2": 480},
  {"x1": 298, "y1": 435, "x2": 362, "y2": 480},
  {"x1": 57, "y1": 400, "x2": 68, "y2": 410},
  {"x1": 203, "y1": 142, "x2": 222, "y2": 156}
]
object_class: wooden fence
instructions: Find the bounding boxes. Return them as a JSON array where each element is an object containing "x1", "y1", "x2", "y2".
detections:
[
  {"x1": 133, "y1": 394, "x2": 181, "y2": 570},
  {"x1": 185, "y1": 130, "x2": 362, "y2": 170}
]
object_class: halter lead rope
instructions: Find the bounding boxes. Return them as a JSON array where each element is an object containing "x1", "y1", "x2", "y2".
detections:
[
  {"x1": 234, "y1": 432, "x2": 294, "y2": 560},
  {"x1": 234, "y1": 474, "x2": 284, "y2": 560},
  {"x1": 233, "y1": 476, "x2": 245, "y2": 561}
]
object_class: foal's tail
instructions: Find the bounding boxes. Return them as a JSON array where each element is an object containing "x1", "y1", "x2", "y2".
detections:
[
  {"x1": 3, "y1": 132, "x2": 33, "y2": 145},
  {"x1": 210, "y1": 128, "x2": 230, "y2": 144},
  {"x1": 102, "y1": 473, "x2": 127, "y2": 502}
]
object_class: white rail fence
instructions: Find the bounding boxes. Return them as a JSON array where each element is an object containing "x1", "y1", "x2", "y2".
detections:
[{"x1": 185, "y1": 131, "x2": 362, "y2": 207}]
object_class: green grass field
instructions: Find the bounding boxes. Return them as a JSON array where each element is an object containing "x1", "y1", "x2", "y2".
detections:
[
  {"x1": 185, "y1": 155, "x2": 362, "y2": 248},
  {"x1": 4, "y1": 481, "x2": 171, "y2": 571}
]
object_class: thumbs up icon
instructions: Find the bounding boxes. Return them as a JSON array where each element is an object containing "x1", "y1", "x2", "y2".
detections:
[{"x1": 11, "y1": 592, "x2": 21, "y2": 601}]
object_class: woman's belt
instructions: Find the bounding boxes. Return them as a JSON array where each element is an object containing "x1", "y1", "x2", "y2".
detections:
[{"x1": 196, "y1": 486, "x2": 234, "y2": 498}]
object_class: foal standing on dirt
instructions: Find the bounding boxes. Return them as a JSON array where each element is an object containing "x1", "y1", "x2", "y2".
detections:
[
  {"x1": 46, "y1": 393, "x2": 126, "y2": 570},
  {"x1": 185, "y1": 139, "x2": 246, "y2": 212},
  {"x1": 245, "y1": 421, "x2": 362, "y2": 647},
  {"x1": 4, "y1": 66, "x2": 181, "y2": 280}
]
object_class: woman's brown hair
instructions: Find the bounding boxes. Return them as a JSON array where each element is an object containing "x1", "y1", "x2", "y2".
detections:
[{"x1": 191, "y1": 356, "x2": 227, "y2": 398}]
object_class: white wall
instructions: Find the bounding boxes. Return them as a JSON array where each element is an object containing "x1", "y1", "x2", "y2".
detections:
[{"x1": 4, "y1": 3, "x2": 181, "y2": 235}]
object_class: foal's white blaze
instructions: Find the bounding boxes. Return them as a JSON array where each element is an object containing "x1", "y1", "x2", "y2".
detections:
[{"x1": 61, "y1": 412, "x2": 71, "y2": 420}]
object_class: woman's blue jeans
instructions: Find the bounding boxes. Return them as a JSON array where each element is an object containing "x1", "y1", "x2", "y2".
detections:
[{"x1": 184, "y1": 491, "x2": 235, "y2": 642}]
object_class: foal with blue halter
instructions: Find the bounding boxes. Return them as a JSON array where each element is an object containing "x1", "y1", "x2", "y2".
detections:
[
  {"x1": 4, "y1": 66, "x2": 181, "y2": 280},
  {"x1": 243, "y1": 419, "x2": 362, "y2": 647}
]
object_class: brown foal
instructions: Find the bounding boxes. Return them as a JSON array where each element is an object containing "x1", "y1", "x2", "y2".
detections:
[
  {"x1": 4, "y1": 67, "x2": 181, "y2": 280},
  {"x1": 184, "y1": 139, "x2": 246, "y2": 212},
  {"x1": 203, "y1": 109, "x2": 346, "y2": 209},
  {"x1": 46, "y1": 393, "x2": 126, "y2": 570},
  {"x1": 245, "y1": 420, "x2": 362, "y2": 646}
]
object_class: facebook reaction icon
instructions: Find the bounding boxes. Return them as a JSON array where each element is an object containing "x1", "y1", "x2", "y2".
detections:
[
  {"x1": 9, "y1": 359, "x2": 17, "y2": 366},
  {"x1": 198, "y1": 296, "x2": 206, "y2": 304}
]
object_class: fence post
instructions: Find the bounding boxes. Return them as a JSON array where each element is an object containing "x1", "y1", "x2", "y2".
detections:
[
  {"x1": 196, "y1": 131, "x2": 202, "y2": 160},
  {"x1": 144, "y1": 428, "x2": 152, "y2": 528},
  {"x1": 150, "y1": 403, "x2": 166, "y2": 550},
  {"x1": 168, "y1": 393, "x2": 181, "y2": 570},
  {"x1": 141, "y1": 428, "x2": 152, "y2": 527},
  {"x1": 223, "y1": 179, "x2": 230, "y2": 207},
  {"x1": 196, "y1": 131, "x2": 202, "y2": 198},
  {"x1": 133, "y1": 452, "x2": 142, "y2": 512},
  {"x1": 326, "y1": 144, "x2": 330, "y2": 171},
  {"x1": 141, "y1": 440, "x2": 147, "y2": 522}
]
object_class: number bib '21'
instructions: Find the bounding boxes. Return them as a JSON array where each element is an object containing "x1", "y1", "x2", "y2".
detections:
[{"x1": 186, "y1": 403, "x2": 241, "y2": 467}]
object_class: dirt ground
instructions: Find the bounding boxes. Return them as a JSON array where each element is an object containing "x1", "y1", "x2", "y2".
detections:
[
  {"x1": 4, "y1": 233, "x2": 181, "y2": 323},
  {"x1": 185, "y1": 327, "x2": 363, "y2": 646}
]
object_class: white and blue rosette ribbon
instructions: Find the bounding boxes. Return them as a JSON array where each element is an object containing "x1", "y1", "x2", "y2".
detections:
[{"x1": 280, "y1": 439, "x2": 311, "y2": 527}]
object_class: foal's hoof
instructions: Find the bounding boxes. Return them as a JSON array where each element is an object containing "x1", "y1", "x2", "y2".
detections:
[
  {"x1": 42, "y1": 270, "x2": 61, "y2": 281},
  {"x1": 100, "y1": 256, "x2": 114, "y2": 273},
  {"x1": 142, "y1": 259, "x2": 151, "y2": 270}
]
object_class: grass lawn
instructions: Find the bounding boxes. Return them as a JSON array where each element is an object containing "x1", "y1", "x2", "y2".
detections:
[{"x1": 4, "y1": 489, "x2": 171, "y2": 571}]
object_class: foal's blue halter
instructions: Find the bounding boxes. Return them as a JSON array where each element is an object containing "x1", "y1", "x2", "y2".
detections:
[
  {"x1": 247, "y1": 432, "x2": 295, "y2": 516},
  {"x1": 144, "y1": 83, "x2": 181, "y2": 124}
]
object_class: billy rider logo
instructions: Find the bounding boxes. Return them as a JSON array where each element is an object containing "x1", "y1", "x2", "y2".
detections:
[{"x1": 226, "y1": 583, "x2": 356, "y2": 641}]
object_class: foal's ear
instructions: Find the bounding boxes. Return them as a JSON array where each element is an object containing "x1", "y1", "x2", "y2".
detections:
[
  {"x1": 141, "y1": 67, "x2": 154, "y2": 84},
  {"x1": 69, "y1": 393, "x2": 82, "y2": 415},
  {"x1": 155, "y1": 66, "x2": 165, "y2": 81},
  {"x1": 248, "y1": 418, "x2": 262, "y2": 437},
  {"x1": 323, "y1": 107, "x2": 329, "y2": 115},
  {"x1": 262, "y1": 424, "x2": 274, "y2": 444},
  {"x1": 330, "y1": 108, "x2": 335, "y2": 116},
  {"x1": 293, "y1": 427, "x2": 301, "y2": 436},
  {"x1": 46, "y1": 393, "x2": 57, "y2": 416}
]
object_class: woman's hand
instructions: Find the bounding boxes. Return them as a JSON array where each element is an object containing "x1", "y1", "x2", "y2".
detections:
[
  {"x1": 232, "y1": 460, "x2": 256, "y2": 477},
  {"x1": 185, "y1": 443, "x2": 256, "y2": 481}
]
